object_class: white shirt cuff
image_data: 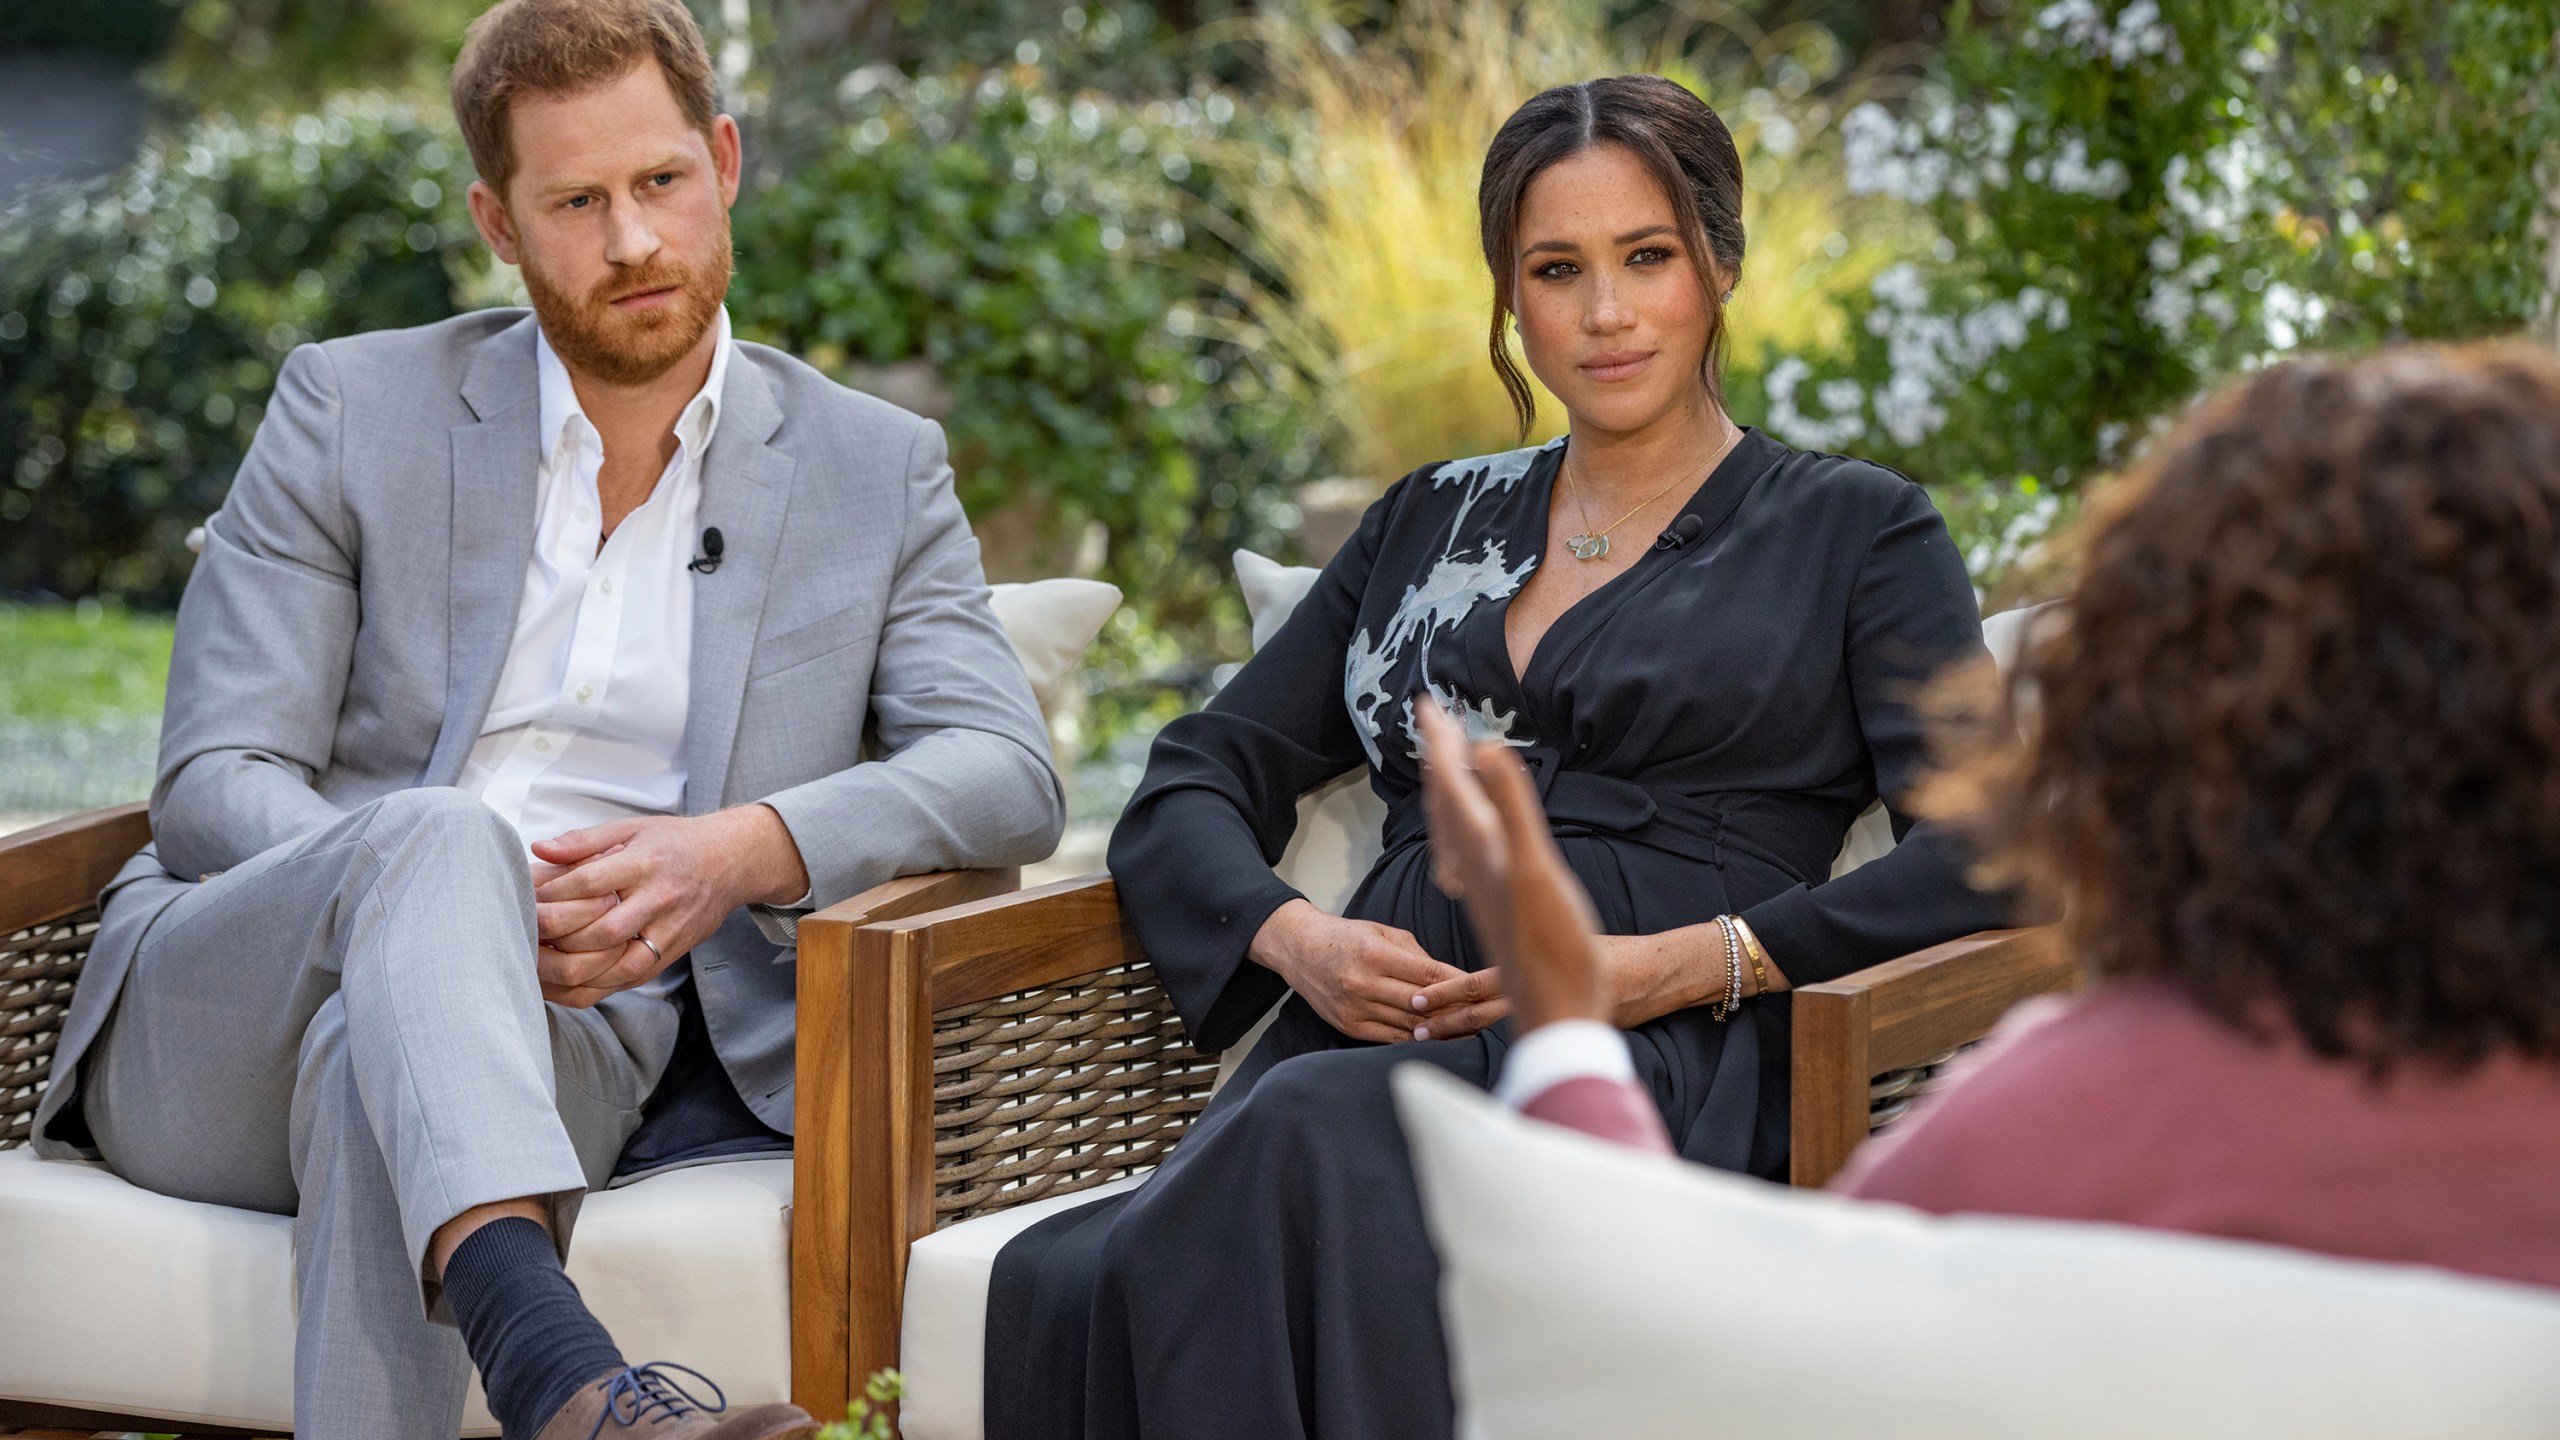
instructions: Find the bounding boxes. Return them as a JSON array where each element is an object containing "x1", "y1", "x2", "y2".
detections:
[{"x1": 1493, "y1": 1019, "x2": 1638, "y2": 1109}]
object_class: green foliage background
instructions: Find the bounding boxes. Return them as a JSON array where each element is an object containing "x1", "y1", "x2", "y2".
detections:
[
  {"x1": 5, "y1": 0, "x2": 2559, "y2": 748},
  {"x1": 727, "y1": 60, "x2": 1319, "y2": 713},
  {"x1": 0, "y1": 23, "x2": 1321, "y2": 727},
  {"x1": 0, "y1": 99, "x2": 480, "y2": 600},
  {"x1": 1757, "y1": 0, "x2": 2560, "y2": 595}
]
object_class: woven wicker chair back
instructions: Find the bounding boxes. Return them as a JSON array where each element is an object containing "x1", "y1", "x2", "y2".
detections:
[
  {"x1": 929, "y1": 963, "x2": 1222, "y2": 1226},
  {"x1": 1, "y1": 907, "x2": 95, "y2": 1149}
]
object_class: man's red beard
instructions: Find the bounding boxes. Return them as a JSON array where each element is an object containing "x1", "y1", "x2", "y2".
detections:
[{"x1": 519, "y1": 215, "x2": 734, "y2": 387}]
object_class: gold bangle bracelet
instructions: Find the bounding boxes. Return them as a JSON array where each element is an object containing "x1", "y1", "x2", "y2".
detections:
[{"x1": 1732, "y1": 915, "x2": 1772, "y2": 997}]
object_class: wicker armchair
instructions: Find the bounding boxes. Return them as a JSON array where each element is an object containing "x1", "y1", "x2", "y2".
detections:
[
  {"x1": 0, "y1": 802, "x2": 1017, "y2": 1437},
  {"x1": 800, "y1": 870, "x2": 2074, "y2": 1421}
]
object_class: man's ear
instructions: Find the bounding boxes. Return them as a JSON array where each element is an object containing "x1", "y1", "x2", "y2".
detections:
[
  {"x1": 711, "y1": 114, "x2": 743, "y2": 209},
  {"x1": 467, "y1": 178, "x2": 523, "y2": 267}
]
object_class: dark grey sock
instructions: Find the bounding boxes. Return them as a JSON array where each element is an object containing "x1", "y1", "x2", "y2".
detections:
[{"x1": 444, "y1": 1216, "x2": 627, "y2": 1440}]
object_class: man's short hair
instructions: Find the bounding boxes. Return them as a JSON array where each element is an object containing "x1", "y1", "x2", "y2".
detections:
[{"x1": 450, "y1": 0, "x2": 720, "y2": 201}]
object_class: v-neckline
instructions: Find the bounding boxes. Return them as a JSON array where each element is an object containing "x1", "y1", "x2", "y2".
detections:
[{"x1": 1495, "y1": 428, "x2": 1775, "y2": 702}]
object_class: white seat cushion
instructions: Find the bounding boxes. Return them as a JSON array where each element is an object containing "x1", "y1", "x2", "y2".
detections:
[
  {"x1": 0, "y1": 1146, "x2": 793, "y2": 1432},
  {"x1": 898, "y1": 1176, "x2": 1145, "y2": 1440},
  {"x1": 1394, "y1": 1063, "x2": 2560, "y2": 1439}
]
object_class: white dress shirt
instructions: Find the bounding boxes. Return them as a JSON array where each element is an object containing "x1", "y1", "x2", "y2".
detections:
[{"x1": 458, "y1": 310, "x2": 732, "y2": 995}]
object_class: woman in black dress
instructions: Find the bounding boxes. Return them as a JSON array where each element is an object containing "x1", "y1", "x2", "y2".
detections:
[{"x1": 986, "y1": 75, "x2": 2011, "y2": 1439}]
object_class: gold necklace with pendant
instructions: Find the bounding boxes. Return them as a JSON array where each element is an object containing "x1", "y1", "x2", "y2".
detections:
[{"x1": 1560, "y1": 424, "x2": 1736, "y2": 562}]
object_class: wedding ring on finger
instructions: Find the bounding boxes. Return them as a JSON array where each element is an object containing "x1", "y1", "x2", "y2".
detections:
[{"x1": 638, "y1": 934, "x2": 665, "y2": 969}]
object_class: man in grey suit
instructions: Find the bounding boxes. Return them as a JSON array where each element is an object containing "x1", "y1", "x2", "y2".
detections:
[{"x1": 28, "y1": 2, "x2": 1063, "y2": 1436}]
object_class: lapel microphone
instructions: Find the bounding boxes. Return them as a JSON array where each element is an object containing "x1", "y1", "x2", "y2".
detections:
[
  {"x1": 688, "y1": 526, "x2": 725, "y2": 574},
  {"x1": 1654, "y1": 513, "x2": 1707, "y2": 552}
]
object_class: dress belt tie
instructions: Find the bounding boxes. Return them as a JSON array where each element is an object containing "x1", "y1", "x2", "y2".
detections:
[{"x1": 1379, "y1": 755, "x2": 1848, "y2": 888}]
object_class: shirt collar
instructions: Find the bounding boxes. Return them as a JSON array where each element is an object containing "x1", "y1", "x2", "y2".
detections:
[{"x1": 535, "y1": 305, "x2": 734, "y2": 470}]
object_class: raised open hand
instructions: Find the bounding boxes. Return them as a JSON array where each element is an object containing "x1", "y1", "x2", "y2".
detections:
[{"x1": 1415, "y1": 701, "x2": 1610, "y2": 1035}]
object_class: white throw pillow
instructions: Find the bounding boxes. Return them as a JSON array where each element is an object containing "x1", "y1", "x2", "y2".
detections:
[
  {"x1": 1234, "y1": 547, "x2": 1323, "y2": 651},
  {"x1": 1394, "y1": 1064, "x2": 2560, "y2": 1439},
  {"x1": 988, "y1": 578, "x2": 1121, "y2": 718}
]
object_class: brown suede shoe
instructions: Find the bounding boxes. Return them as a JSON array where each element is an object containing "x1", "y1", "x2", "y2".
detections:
[{"x1": 532, "y1": 1362, "x2": 820, "y2": 1440}]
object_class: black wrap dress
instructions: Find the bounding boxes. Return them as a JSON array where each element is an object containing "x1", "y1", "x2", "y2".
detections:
[{"x1": 984, "y1": 428, "x2": 2012, "y2": 1439}]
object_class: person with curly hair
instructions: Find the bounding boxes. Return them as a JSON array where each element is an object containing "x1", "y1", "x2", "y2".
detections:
[{"x1": 1425, "y1": 341, "x2": 2560, "y2": 1287}]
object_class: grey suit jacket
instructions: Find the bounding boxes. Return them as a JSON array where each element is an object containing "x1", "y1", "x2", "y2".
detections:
[{"x1": 36, "y1": 308, "x2": 1064, "y2": 1148}]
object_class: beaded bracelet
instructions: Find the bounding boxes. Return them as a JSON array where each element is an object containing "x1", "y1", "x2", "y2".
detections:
[{"x1": 1710, "y1": 915, "x2": 1744, "y2": 1021}]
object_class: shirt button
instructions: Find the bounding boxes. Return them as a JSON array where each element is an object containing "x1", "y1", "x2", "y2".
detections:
[
  {"x1": 599, "y1": 578, "x2": 615, "y2": 596},
  {"x1": 533, "y1": 736, "x2": 554, "y2": 754},
  {"x1": 577, "y1": 684, "x2": 595, "y2": 704}
]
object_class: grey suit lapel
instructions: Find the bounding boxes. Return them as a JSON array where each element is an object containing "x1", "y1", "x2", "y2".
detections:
[
  {"x1": 425, "y1": 313, "x2": 543, "y2": 787},
  {"x1": 683, "y1": 352, "x2": 796, "y2": 813}
]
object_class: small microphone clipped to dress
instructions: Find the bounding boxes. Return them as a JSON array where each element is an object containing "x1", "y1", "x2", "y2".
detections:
[
  {"x1": 1653, "y1": 513, "x2": 1707, "y2": 552},
  {"x1": 688, "y1": 526, "x2": 725, "y2": 574}
]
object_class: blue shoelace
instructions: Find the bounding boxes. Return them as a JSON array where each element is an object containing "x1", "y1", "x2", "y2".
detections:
[{"x1": 587, "y1": 1361, "x2": 730, "y2": 1439}]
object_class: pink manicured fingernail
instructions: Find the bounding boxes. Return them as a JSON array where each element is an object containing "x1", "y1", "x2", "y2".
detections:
[
  {"x1": 1413, "y1": 1026, "x2": 1431, "y2": 1041},
  {"x1": 1412, "y1": 993, "x2": 1429, "y2": 1010}
]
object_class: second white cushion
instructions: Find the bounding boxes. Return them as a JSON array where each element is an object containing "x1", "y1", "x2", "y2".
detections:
[{"x1": 1395, "y1": 1063, "x2": 2560, "y2": 1439}]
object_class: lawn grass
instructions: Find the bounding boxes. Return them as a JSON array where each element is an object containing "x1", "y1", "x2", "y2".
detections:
[{"x1": 0, "y1": 600, "x2": 175, "y2": 723}]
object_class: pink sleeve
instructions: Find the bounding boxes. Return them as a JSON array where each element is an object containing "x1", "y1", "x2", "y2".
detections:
[
  {"x1": 1832, "y1": 993, "x2": 2081, "y2": 1204},
  {"x1": 1519, "y1": 1076, "x2": 1676, "y2": 1156}
]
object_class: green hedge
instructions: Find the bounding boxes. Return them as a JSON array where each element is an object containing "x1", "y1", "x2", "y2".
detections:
[
  {"x1": 0, "y1": 96, "x2": 483, "y2": 602},
  {"x1": 729, "y1": 64, "x2": 1316, "y2": 711},
  {"x1": 2, "y1": 69, "x2": 1320, "y2": 724}
]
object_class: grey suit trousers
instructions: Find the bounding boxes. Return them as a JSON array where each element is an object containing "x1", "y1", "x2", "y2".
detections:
[{"x1": 77, "y1": 787, "x2": 679, "y2": 1439}]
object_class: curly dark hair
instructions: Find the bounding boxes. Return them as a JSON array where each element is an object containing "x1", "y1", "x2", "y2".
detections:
[{"x1": 1931, "y1": 343, "x2": 2560, "y2": 1071}]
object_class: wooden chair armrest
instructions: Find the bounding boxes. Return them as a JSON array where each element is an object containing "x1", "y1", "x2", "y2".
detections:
[
  {"x1": 0, "y1": 802, "x2": 152, "y2": 935},
  {"x1": 1789, "y1": 925, "x2": 2075, "y2": 1188},
  {"x1": 850, "y1": 871, "x2": 1137, "y2": 1006},
  {"x1": 796, "y1": 872, "x2": 1191, "y2": 1414},
  {"x1": 803, "y1": 866, "x2": 1024, "y2": 931}
]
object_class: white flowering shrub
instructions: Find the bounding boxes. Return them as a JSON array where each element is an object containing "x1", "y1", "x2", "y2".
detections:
[{"x1": 1743, "y1": 0, "x2": 2560, "y2": 596}]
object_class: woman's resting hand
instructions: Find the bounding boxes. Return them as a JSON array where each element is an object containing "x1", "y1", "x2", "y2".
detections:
[
  {"x1": 1409, "y1": 933, "x2": 1722, "y2": 1040},
  {"x1": 1249, "y1": 898, "x2": 1469, "y2": 1044}
]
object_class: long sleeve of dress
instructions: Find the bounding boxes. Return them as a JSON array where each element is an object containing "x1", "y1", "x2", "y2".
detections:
[
  {"x1": 1735, "y1": 481, "x2": 2014, "y2": 984},
  {"x1": 1107, "y1": 481, "x2": 1411, "y2": 1052}
]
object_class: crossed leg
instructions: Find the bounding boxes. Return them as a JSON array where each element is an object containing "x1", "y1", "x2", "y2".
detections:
[{"x1": 79, "y1": 787, "x2": 676, "y2": 1438}]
